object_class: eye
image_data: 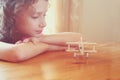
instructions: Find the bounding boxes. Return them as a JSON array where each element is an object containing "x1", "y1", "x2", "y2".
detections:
[
  {"x1": 31, "y1": 13, "x2": 40, "y2": 19},
  {"x1": 31, "y1": 15, "x2": 39, "y2": 19}
]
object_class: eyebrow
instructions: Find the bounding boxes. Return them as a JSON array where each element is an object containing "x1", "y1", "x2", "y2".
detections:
[
  {"x1": 33, "y1": 12, "x2": 42, "y2": 15},
  {"x1": 33, "y1": 9, "x2": 47, "y2": 14},
  {"x1": 29, "y1": 5, "x2": 47, "y2": 15}
]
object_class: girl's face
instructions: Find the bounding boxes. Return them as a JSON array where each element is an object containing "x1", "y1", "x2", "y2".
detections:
[{"x1": 15, "y1": 0, "x2": 48, "y2": 37}]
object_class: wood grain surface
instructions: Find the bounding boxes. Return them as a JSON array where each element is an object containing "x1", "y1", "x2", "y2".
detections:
[{"x1": 0, "y1": 43, "x2": 120, "y2": 80}]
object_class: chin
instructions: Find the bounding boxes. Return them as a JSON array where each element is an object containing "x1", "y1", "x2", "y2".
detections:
[{"x1": 33, "y1": 34, "x2": 42, "y2": 37}]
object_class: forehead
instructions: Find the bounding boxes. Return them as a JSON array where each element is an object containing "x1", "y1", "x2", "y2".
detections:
[
  {"x1": 15, "y1": 0, "x2": 48, "y2": 16},
  {"x1": 31, "y1": 0, "x2": 48, "y2": 12}
]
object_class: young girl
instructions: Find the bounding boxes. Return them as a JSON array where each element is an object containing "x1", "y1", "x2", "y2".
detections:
[{"x1": 0, "y1": 0, "x2": 82, "y2": 62}]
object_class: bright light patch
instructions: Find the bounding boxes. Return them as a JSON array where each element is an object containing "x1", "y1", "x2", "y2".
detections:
[{"x1": 43, "y1": 0, "x2": 57, "y2": 34}]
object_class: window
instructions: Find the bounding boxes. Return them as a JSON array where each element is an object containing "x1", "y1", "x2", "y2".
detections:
[{"x1": 42, "y1": 0, "x2": 57, "y2": 34}]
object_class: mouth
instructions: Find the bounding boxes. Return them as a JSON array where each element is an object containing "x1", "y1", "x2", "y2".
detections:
[{"x1": 35, "y1": 30, "x2": 43, "y2": 34}]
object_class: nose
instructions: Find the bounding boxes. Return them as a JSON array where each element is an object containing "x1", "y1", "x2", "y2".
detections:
[
  {"x1": 39, "y1": 20, "x2": 46, "y2": 28},
  {"x1": 40, "y1": 23, "x2": 46, "y2": 28}
]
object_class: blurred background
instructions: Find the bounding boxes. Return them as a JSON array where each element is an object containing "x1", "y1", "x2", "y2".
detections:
[{"x1": 44, "y1": 0, "x2": 120, "y2": 42}]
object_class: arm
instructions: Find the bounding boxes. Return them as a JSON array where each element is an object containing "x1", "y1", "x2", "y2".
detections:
[
  {"x1": 0, "y1": 32, "x2": 81, "y2": 62},
  {"x1": 39, "y1": 32, "x2": 83, "y2": 46},
  {"x1": 0, "y1": 41, "x2": 67, "y2": 62},
  {"x1": 0, "y1": 41, "x2": 49, "y2": 62}
]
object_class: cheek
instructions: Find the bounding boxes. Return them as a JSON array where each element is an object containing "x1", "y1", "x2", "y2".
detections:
[
  {"x1": 24, "y1": 16, "x2": 41, "y2": 28},
  {"x1": 15, "y1": 17, "x2": 38, "y2": 32}
]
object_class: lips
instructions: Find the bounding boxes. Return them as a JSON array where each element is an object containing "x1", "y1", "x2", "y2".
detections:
[{"x1": 35, "y1": 30, "x2": 42, "y2": 34}]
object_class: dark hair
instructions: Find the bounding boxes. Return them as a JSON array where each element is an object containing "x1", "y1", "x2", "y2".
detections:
[{"x1": 0, "y1": 0, "x2": 40, "y2": 43}]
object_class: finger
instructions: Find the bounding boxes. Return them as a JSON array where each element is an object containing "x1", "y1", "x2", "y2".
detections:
[
  {"x1": 31, "y1": 38, "x2": 39, "y2": 45},
  {"x1": 23, "y1": 38, "x2": 30, "y2": 43},
  {"x1": 15, "y1": 40, "x2": 22, "y2": 44}
]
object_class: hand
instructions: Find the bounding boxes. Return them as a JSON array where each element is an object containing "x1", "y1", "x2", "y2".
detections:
[{"x1": 15, "y1": 37, "x2": 39, "y2": 45}]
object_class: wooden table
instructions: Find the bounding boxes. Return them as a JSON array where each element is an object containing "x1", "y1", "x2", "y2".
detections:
[{"x1": 0, "y1": 43, "x2": 120, "y2": 80}]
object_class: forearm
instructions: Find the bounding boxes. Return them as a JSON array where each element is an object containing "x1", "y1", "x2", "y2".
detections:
[
  {"x1": 47, "y1": 45, "x2": 67, "y2": 51},
  {"x1": 13, "y1": 42, "x2": 49, "y2": 61},
  {"x1": 0, "y1": 41, "x2": 67, "y2": 62},
  {"x1": 0, "y1": 42, "x2": 49, "y2": 62},
  {"x1": 39, "y1": 32, "x2": 82, "y2": 46}
]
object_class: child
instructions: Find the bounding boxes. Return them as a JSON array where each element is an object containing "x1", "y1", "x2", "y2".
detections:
[{"x1": 0, "y1": 0, "x2": 82, "y2": 62}]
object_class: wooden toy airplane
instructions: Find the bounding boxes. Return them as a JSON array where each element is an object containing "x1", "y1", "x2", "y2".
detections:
[{"x1": 66, "y1": 37, "x2": 97, "y2": 57}]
